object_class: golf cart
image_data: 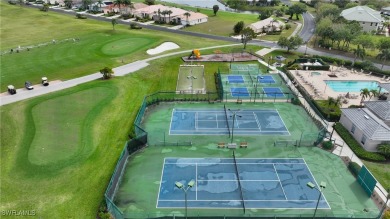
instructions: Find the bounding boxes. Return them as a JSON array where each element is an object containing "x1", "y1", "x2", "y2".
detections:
[
  {"x1": 25, "y1": 81, "x2": 34, "y2": 90},
  {"x1": 41, "y1": 77, "x2": 49, "y2": 86},
  {"x1": 7, "y1": 85, "x2": 16, "y2": 95}
]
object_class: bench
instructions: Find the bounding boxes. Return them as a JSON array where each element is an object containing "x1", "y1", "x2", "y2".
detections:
[
  {"x1": 240, "y1": 142, "x2": 248, "y2": 148},
  {"x1": 217, "y1": 142, "x2": 225, "y2": 148}
]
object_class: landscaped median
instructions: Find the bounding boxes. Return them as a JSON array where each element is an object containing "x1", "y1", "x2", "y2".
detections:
[{"x1": 334, "y1": 122, "x2": 386, "y2": 161}]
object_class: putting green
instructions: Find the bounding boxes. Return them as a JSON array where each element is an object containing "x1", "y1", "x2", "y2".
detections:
[
  {"x1": 28, "y1": 86, "x2": 116, "y2": 165},
  {"x1": 101, "y1": 38, "x2": 154, "y2": 56}
]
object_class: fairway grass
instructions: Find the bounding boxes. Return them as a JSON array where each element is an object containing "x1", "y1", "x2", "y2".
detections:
[
  {"x1": 0, "y1": 2, "x2": 228, "y2": 92},
  {"x1": 29, "y1": 87, "x2": 116, "y2": 165}
]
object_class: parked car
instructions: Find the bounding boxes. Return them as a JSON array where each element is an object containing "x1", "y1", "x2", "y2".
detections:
[
  {"x1": 25, "y1": 81, "x2": 34, "y2": 90},
  {"x1": 41, "y1": 77, "x2": 49, "y2": 86},
  {"x1": 7, "y1": 85, "x2": 16, "y2": 95}
]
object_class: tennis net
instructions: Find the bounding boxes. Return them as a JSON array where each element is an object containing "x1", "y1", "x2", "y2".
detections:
[
  {"x1": 232, "y1": 150, "x2": 246, "y2": 213},
  {"x1": 224, "y1": 104, "x2": 231, "y2": 137},
  {"x1": 247, "y1": 71, "x2": 254, "y2": 86}
]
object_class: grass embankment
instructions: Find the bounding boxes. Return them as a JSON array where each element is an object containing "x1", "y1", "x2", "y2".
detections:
[{"x1": 0, "y1": 1, "x2": 228, "y2": 91}]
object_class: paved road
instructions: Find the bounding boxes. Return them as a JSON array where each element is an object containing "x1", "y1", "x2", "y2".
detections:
[{"x1": 300, "y1": 12, "x2": 315, "y2": 43}]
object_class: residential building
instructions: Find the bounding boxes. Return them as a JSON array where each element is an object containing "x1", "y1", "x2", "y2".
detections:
[
  {"x1": 179, "y1": 12, "x2": 208, "y2": 26},
  {"x1": 339, "y1": 99, "x2": 390, "y2": 152},
  {"x1": 248, "y1": 17, "x2": 283, "y2": 34},
  {"x1": 340, "y1": 6, "x2": 384, "y2": 32},
  {"x1": 381, "y1": 6, "x2": 390, "y2": 16}
]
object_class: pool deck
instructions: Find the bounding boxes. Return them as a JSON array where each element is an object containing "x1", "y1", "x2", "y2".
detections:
[{"x1": 292, "y1": 66, "x2": 388, "y2": 106}]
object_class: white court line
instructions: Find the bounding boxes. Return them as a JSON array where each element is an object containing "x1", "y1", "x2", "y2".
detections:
[
  {"x1": 215, "y1": 113, "x2": 218, "y2": 129},
  {"x1": 275, "y1": 109, "x2": 291, "y2": 136},
  {"x1": 253, "y1": 112, "x2": 262, "y2": 132},
  {"x1": 196, "y1": 163, "x2": 198, "y2": 201},
  {"x1": 156, "y1": 158, "x2": 167, "y2": 209},
  {"x1": 168, "y1": 109, "x2": 175, "y2": 136},
  {"x1": 273, "y1": 164, "x2": 288, "y2": 200},
  {"x1": 197, "y1": 179, "x2": 279, "y2": 182},
  {"x1": 303, "y1": 159, "x2": 331, "y2": 208},
  {"x1": 158, "y1": 199, "x2": 321, "y2": 202}
]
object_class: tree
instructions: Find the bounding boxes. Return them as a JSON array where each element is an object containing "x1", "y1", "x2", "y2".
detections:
[
  {"x1": 97, "y1": 0, "x2": 104, "y2": 10},
  {"x1": 40, "y1": 3, "x2": 49, "y2": 12},
  {"x1": 111, "y1": 18, "x2": 118, "y2": 30},
  {"x1": 64, "y1": 0, "x2": 73, "y2": 9},
  {"x1": 334, "y1": 0, "x2": 349, "y2": 8},
  {"x1": 144, "y1": 0, "x2": 155, "y2": 5},
  {"x1": 166, "y1": 10, "x2": 172, "y2": 23},
  {"x1": 100, "y1": 67, "x2": 114, "y2": 79},
  {"x1": 81, "y1": 0, "x2": 92, "y2": 10},
  {"x1": 183, "y1": 12, "x2": 191, "y2": 25},
  {"x1": 377, "y1": 38, "x2": 390, "y2": 50},
  {"x1": 352, "y1": 45, "x2": 366, "y2": 64},
  {"x1": 212, "y1": 5, "x2": 219, "y2": 16},
  {"x1": 287, "y1": 3, "x2": 306, "y2": 20},
  {"x1": 258, "y1": 8, "x2": 272, "y2": 20},
  {"x1": 353, "y1": 35, "x2": 375, "y2": 50},
  {"x1": 122, "y1": 0, "x2": 132, "y2": 15},
  {"x1": 376, "y1": 49, "x2": 390, "y2": 70},
  {"x1": 345, "y1": 2, "x2": 358, "y2": 9},
  {"x1": 277, "y1": 36, "x2": 303, "y2": 52},
  {"x1": 377, "y1": 143, "x2": 390, "y2": 158},
  {"x1": 369, "y1": 89, "x2": 379, "y2": 100},
  {"x1": 233, "y1": 21, "x2": 244, "y2": 35},
  {"x1": 360, "y1": 88, "x2": 370, "y2": 105},
  {"x1": 113, "y1": 0, "x2": 122, "y2": 14},
  {"x1": 161, "y1": 10, "x2": 168, "y2": 23},
  {"x1": 240, "y1": 27, "x2": 256, "y2": 49}
]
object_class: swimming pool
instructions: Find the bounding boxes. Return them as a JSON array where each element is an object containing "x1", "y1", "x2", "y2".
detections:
[{"x1": 325, "y1": 80, "x2": 379, "y2": 92}]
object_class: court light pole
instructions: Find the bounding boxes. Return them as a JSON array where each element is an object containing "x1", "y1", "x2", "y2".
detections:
[
  {"x1": 307, "y1": 181, "x2": 326, "y2": 219},
  {"x1": 228, "y1": 109, "x2": 242, "y2": 144},
  {"x1": 379, "y1": 188, "x2": 390, "y2": 219},
  {"x1": 267, "y1": 56, "x2": 271, "y2": 73},
  {"x1": 175, "y1": 180, "x2": 195, "y2": 219}
]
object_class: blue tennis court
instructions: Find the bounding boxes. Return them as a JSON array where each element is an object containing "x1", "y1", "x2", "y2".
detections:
[
  {"x1": 263, "y1": 87, "x2": 285, "y2": 97},
  {"x1": 227, "y1": 75, "x2": 244, "y2": 83},
  {"x1": 157, "y1": 158, "x2": 330, "y2": 209},
  {"x1": 230, "y1": 87, "x2": 250, "y2": 97},
  {"x1": 169, "y1": 108, "x2": 289, "y2": 135},
  {"x1": 258, "y1": 75, "x2": 276, "y2": 84}
]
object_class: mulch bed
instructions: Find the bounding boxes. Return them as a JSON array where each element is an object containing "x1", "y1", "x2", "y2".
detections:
[{"x1": 182, "y1": 52, "x2": 259, "y2": 62}]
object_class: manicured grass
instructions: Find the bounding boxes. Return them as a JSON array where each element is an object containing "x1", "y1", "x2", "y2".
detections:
[
  {"x1": 362, "y1": 160, "x2": 390, "y2": 190},
  {"x1": 0, "y1": 2, "x2": 229, "y2": 91},
  {"x1": 0, "y1": 46, "x2": 266, "y2": 218}
]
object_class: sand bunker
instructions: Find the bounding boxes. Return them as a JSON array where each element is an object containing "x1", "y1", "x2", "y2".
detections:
[{"x1": 147, "y1": 42, "x2": 179, "y2": 55}]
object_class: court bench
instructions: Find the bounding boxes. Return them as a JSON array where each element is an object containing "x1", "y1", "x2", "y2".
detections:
[
  {"x1": 217, "y1": 142, "x2": 226, "y2": 148},
  {"x1": 240, "y1": 142, "x2": 248, "y2": 148}
]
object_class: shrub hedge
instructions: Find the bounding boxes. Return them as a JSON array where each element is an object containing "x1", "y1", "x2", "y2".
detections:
[
  {"x1": 334, "y1": 123, "x2": 386, "y2": 161},
  {"x1": 322, "y1": 140, "x2": 333, "y2": 150},
  {"x1": 348, "y1": 161, "x2": 361, "y2": 177},
  {"x1": 311, "y1": 100, "x2": 341, "y2": 122}
]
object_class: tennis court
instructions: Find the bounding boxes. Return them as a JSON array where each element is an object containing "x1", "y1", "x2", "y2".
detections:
[
  {"x1": 230, "y1": 87, "x2": 251, "y2": 97},
  {"x1": 157, "y1": 157, "x2": 330, "y2": 209},
  {"x1": 169, "y1": 108, "x2": 289, "y2": 135},
  {"x1": 263, "y1": 87, "x2": 285, "y2": 98},
  {"x1": 258, "y1": 75, "x2": 276, "y2": 84},
  {"x1": 227, "y1": 75, "x2": 245, "y2": 83},
  {"x1": 177, "y1": 65, "x2": 205, "y2": 94}
]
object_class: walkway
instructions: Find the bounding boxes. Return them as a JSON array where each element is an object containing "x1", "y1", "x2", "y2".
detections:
[{"x1": 0, "y1": 44, "x2": 240, "y2": 106}]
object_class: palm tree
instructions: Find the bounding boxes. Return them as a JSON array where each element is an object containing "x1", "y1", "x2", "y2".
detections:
[
  {"x1": 122, "y1": 0, "x2": 131, "y2": 15},
  {"x1": 334, "y1": 96, "x2": 342, "y2": 108},
  {"x1": 113, "y1": 0, "x2": 122, "y2": 14},
  {"x1": 183, "y1": 12, "x2": 191, "y2": 25},
  {"x1": 326, "y1": 97, "x2": 336, "y2": 120},
  {"x1": 376, "y1": 49, "x2": 390, "y2": 70},
  {"x1": 64, "y1": 0, "x2": 73, "y2": 9},
  {"x1": 166, "y1": 10, "x2": 172, "y2": 23},
  {"x1": 97, "y1": 0, "x2": 103, "y2": 11},
  {"x1": 377, "y1": 143, "x2": 390, "y2": 158},
  {"x1": 161, "y1": 10, "x2": 168, "y2": 23},
  {"x1": 352, "y1": 45, "x2": 366, "y2": 65},
  {"x1": 369, "y1": 89, "x2": 379, "y2": 100},
  {"x1": 360, "y1": 88, "x2": 370, "y2": 105}
]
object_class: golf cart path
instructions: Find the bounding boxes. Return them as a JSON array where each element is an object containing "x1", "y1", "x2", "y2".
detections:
[{"x1": 0, "y1": 44, "x2": 240, "y2": 106}]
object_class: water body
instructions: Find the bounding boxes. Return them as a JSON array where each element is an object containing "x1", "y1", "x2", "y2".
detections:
[{"x1": 161, "y1": 0, "x2": 228, "y2": 10}]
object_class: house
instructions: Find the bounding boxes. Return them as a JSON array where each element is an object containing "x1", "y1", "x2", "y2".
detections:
[
  {"x1": 381, "y1": 6, "x2": 390, "y2": 16},
  {"x1": 340, "y1": 6, "x2": 384, "y2": 32},
  {"x1": 179, "y1": 12, "x2": 208, "y2": 26},
  {"x1": 339, "y1": 100, "x2": 390, "y2": 152},
  {"x1": 248, "y1": 17, "x2": 283, "y2": 34},
  {"x1": 133, "y1": 4, "x2": 207, "y2": 25}
]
